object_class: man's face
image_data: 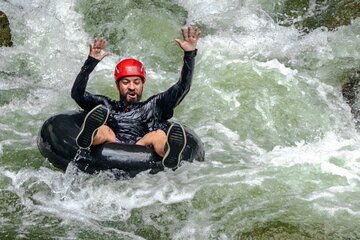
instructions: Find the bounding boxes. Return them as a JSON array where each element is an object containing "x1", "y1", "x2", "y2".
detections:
[{"x1": 117, "y1": 76, "x2": 144, "y2": 104}]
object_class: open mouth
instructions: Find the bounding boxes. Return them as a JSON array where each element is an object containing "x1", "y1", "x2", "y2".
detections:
[{"x1": 127, "y1": 92, "x2": 137, "y2": 100}]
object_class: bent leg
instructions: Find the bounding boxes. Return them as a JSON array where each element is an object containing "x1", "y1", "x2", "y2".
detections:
[
  {"x1": 76, "y1": 105, "x2": 109, "y2": 148},
  {"x1": 136, "y1": 130, "x2": 167, "y2": 157},
  {"x1": 93, "y1": 125, "x2": 117, "y2": 145},
  {"x1": 136, "y1": 123, "x2": 187, "y2": 169}
]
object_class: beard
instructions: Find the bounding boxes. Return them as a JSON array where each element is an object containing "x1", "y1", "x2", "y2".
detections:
[{"x1": 120, "y1": 91, "x2": 142, "y2": 104}]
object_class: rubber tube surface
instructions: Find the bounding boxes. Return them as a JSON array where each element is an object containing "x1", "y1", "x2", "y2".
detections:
[{"x1": 37, "y1": 111, "x2": 205, "y2": 176}]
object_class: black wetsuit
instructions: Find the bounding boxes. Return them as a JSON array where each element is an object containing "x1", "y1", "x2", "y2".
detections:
[{"x1": 71, "y1": 50, "x2": 197, "y2": 144}]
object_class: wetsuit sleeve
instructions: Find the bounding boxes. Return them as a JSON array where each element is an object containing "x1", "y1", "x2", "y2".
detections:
[
  {"x1": 155, "y1": 50, "x2": 197, "y2": 120},
  {"x1": 71, "y1": 56, "x2": 111, "y2": 111}
]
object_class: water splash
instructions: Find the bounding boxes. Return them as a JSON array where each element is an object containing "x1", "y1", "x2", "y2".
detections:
[{"x1": 1, "y1": 0, "x2": 360, "y2": 239}]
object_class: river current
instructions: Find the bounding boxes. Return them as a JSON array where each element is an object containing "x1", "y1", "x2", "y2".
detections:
[{"x1": 1, "y1": 0, "x2": 360, "y2": 239}]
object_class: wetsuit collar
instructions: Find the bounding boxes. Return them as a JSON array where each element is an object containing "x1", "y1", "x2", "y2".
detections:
[{"x1": 118, "y1": 99, "x2": 138, "y2": 111}]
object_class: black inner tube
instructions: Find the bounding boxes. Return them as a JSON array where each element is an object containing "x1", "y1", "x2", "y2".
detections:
[{"x1": 37, "y1": 111, "x2": 205, "y2": 177}]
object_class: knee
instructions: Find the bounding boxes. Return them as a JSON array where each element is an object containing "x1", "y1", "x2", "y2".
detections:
[
  {"x1": 94, "y1": 125, "x2": 116, "y2": 142},
  {"x1": 154, "y1": 130, "x2": 167, "y2": 143},
  {"x1": 144, "y1": 129, "x2": 165, "y2": 138},
  {"x1": 155, "y1": 129, "x2": 166, "y2": 136},
  {"x1": 97, "y1": 125, "x2": 111, "y2": 135},
  {"x1": 136, "y1": 129, "x2": 166, "y2": 146}
]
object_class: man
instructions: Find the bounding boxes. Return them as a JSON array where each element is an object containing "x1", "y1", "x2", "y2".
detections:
[{"x1": 71, "y1": 26, "x2": 201, "y2": 169}]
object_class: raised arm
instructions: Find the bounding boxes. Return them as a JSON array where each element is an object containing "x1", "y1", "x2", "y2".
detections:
[
  {"x1": 71, "y1": 38, "x2": 111, "y2": 111},
  {"x1": 155, "y1": 26, "x2": 201, "y2": 119}
]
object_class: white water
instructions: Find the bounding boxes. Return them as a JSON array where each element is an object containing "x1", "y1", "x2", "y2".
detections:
[{"x1": 1, "y1": 0, "x2": 360, "y2": 239}]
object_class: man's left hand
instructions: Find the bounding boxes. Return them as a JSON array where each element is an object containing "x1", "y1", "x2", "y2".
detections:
[{"x1": 175, "y1": 26, "x2": 201, "y2": 52}]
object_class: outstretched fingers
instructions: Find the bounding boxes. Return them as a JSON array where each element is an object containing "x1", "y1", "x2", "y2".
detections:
[
  {"x1": 175, "y1": 25, "x2": 201, "y2": 51},
  {"x1": 181, "y1": 26, "x2": 193, "y2": 39},
  {"x1": 179, "y1": 26, "x2": 201, "y2": 40},
  {"x1": 93, "y1": 38, "x2": 98, "y2": 48},
  {"x1": 89, "y1": 42, "x2": 93, "y2": 55},
  {"x1": 89, "y1": 37, "x2": 109, "y2": 60},
  {"x1": 193, "y1": 27, "x2": 201, "y2": 39},
  {"x1": 175, "y1": 38, "x2": 182, "y2": 47},
  {"x1": 98, "y1": 38, "x2": 107, "y2": 49},
  {"x1": 180, "y1": 26, "x2": 187, "y2": 40},
  {"x1": 92, "y1": 38, "x2": 106, "y2": 49}
]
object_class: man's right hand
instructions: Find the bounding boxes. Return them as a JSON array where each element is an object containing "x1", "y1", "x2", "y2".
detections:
[{"x1": 89, "y1": 38, "x2": 109, "y2": 60}]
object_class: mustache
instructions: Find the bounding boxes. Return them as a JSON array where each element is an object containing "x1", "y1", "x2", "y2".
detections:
[
  {"x1": 126, "y1": 91, "x2": 138, "y2": 97},
  {"x1": 120, "y1": 91, "x2": 142, "y2": 101}
]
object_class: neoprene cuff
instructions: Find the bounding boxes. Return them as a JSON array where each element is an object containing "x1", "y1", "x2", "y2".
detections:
[
  {"x1": 184, "y1": 49, "x2": 197, "y2": 58},
  {"x1": 87, "y1": 55, "x2": 100, "y2": 63}
]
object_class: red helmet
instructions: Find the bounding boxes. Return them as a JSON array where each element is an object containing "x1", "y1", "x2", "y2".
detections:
[{"x1": 114, "y1": 58, "x2": 146, "y2": 83}]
